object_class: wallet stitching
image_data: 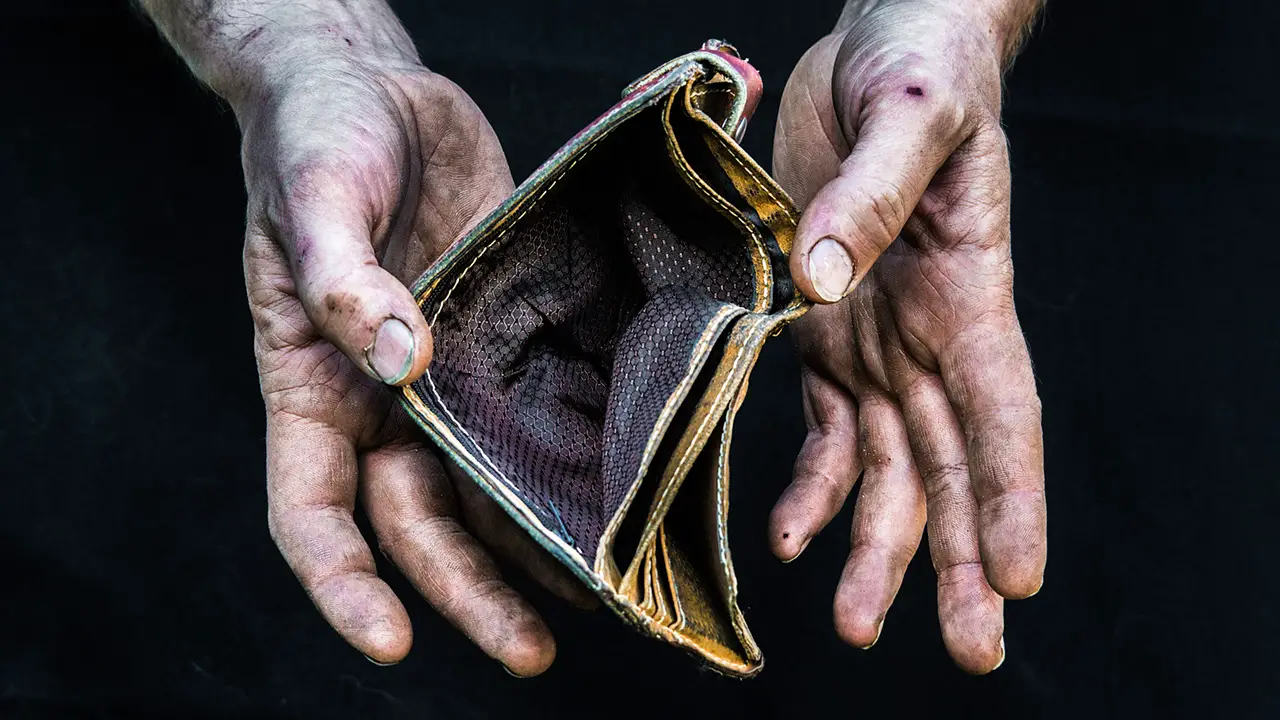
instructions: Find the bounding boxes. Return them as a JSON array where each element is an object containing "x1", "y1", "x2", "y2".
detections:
[
  {"x1": 629, "y1": 317, "x2": 758, "y2": 581},
  {"x1": 419, "y1": 99, "x2": 690, "y2": 547},
  {"x1": 664, "y1": 84, "x2": 771, "y2": 313},
  {"x1": 427, "y1": 153, "x2": 588, "y2": 328},
  {"x1": 396, "y1": 394, "x2": 598, "y2": 582},
  {"x1": 418, "y1": 370, "x2": 559, "y2": 528},
  {"x1": 698, "y1": 126, "x2": 799, "y2": 225},
  {"x1": 412, "y1": 65, "x2": 699, "y2": 304},
  {"x1": 592, "y1": 303, "x2": 744, "y2": 575},
  {"x1": 714, "y1": 330, "x2": 767, "y2": 658}
]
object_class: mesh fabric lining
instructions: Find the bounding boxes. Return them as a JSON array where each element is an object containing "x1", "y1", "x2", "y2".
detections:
[{"x1": 414, "y1": 106, "x2": 756, "y2": 559}]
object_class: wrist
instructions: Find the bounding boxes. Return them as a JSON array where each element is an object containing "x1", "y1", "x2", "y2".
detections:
[
  {"x1": 835, "y1": 0, "x2": 1041, "y2": 69},
  {"x1": 222, "y1": 25, "x2": 420, "y2": 118},
  {"x1": 965, "y1": 0, "x2": 1044, "y2": 68},
  {"x1": 143, "y1": 1, "x2": 422, "y2": 114}
]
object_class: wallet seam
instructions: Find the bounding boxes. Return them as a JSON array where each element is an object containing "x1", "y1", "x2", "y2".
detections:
[
  {"x1": 592, "y1": 303, "x2": 746, "y2": 577},
  {"x1": 408, "y1": 64, "x2": 700, "y2": 303},
  {"x1": 620, "y1": 316, "x2": 757, "y2": 588},
  {"x1": 691, "y1": 110, "x2": 799, "y2": 226},
  {"x1": 662, "y1": 82, "x2": 771, "y2": 314},
  {"x1": 395, "y1": 45, "x2": 804, "y2": 678},
  {"x1": 426, "y1": 154, "x2": 589, "y2": 328}
]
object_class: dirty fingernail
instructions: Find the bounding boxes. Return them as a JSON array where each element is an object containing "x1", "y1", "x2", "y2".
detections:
[
  {"x1": 1027, "y1": 576, "x2": 1044, "y2": 597},
  {"x1": 368, "y1": 318, "x2": 415, "y2": 384},
  {"x1": 780, "y1": 534, "x2": 811, "y2": 564},
  {"x1": 807, "y1": 238, "x2": 854, "y2": 302}
]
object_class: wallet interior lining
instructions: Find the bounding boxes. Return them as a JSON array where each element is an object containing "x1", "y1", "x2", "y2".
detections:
[{"x1": 417, "y1": 104, "x2": 758, "y2": 560}]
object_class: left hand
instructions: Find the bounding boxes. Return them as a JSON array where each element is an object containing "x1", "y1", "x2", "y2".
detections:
[{"x1": 770, "y1": 0, "x2": 1046, "y2": 673}]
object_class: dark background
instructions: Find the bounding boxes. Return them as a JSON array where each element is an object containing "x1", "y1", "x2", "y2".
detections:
[{"x1": 2, "y1": 0, "x2": 1277, "y2": 717}]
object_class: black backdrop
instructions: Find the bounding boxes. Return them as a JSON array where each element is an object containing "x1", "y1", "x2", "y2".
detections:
[{"x1": 2, "y1": 1, "x2": 1278, "y2": 717}]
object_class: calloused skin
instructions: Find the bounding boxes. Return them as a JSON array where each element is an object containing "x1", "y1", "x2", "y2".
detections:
[
  {"x1": 144, "y1": 0, "x2": 1045, "y2": 678},
  {"x1": 143, "y1": 0, "x2": 595, "y2": 677},
  {"x1": 772, "y1": 0, "x2": 1046, "y2": 673},
  {"x1": 242, "y1": 60, "x2": 603, "y2": 676}
]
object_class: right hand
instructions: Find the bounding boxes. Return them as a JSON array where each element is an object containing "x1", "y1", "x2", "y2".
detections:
[{"x1": 237, "y1": 42, "x2": 594, "y2": 675}]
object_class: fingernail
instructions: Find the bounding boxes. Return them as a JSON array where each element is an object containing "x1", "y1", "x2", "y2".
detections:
[
  {"x1": 1027, "y1": 576, "x2": 1044, "y2": 597},
  {"x1": 992, "y1": 636, "x2": 1006, "y2": 671},
  {"x1": 367, "y1": 318, "x2": 415, "y2": 384},
  {"x1": 364, "y1": 654, "x2": 398, "y2": 667},
  {"x1": 780, "y1": 535, "x2": 811, "y2": 564},
  {"x1": 807, "y1": 238, "x2": 854, "y2": 302},
  {"x1": 503, "y1": 665, "x2": 530, "y2": 679},
  {"x1": 859, "y1": 617, "x2": 885, "y2": 650}
]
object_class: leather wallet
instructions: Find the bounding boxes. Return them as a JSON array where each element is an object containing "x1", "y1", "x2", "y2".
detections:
[{"x1": 399, "y1": 40, "x2": 808, "y2": 677}]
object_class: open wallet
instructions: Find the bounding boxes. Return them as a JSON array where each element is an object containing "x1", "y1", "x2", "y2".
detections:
[{"x1": 399, "y1": 40, "x2": 809, "y2": 677}]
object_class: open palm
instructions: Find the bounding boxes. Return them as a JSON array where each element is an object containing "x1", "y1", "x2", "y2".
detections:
[
  {"x1": 240, "y1": 58, "x2": 590, "y2": 676},
  {"x1": 770, "y1": 3, "x2": 1046, "y2": 674}
]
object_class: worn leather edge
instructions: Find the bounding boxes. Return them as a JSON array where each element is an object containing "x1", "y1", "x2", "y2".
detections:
[
  {"x1": 397, "y1": 53, "x2": 716, "y2": 594},
  {"x1": 709, "y1": 300, "x2": 810, "y2": 666},
  {"x1": 592, "y1": 304, "x2": 748, "y2": 584},
  {"x1": 661, "y1": 80, "x2": 773, "y2": 314},
  {"x1": 397, "y1": 43, "x2": 809, "y2": 678}
]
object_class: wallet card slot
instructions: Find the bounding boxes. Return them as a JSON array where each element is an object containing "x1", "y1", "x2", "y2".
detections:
[
  {"x1": 400, "y1": 58, "x2": 801, "y2": 676},
  {"x1": 604, "y1": 324, "x2": 734, "y2": 580},
  {"x1": 652, "y1": 526, "x2": 678, "y2": 626},
  {"x1": 658, "y1": 442, "x2": 747, "y2": 660},
  {"x1": 661, "y1": 85, "x2": 772, "y2": 316},
  {"x1": 411, "y1": 104, "x2": 760, "y2": 566},
  {"x1": 671, "y1": 84, "x2": 799, "y2": 313}
]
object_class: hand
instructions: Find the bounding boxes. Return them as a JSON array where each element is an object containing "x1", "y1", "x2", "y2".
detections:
[
  {"x1": 237, "y1": 43, "x2": 593, "y2": 675},
  {"x1": 770, "y1": 0, "x2": 1046, "y2": 673}
]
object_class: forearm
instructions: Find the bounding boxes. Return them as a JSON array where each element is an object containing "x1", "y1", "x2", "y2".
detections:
[
  {"x1": 138, "y1": 0, "x2": 419, "y2": 106},
  {"x1": 835, "y1": 0, "x2": 1044, "y2": 69}
]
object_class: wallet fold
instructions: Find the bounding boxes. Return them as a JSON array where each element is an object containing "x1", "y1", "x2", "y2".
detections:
[{"x1": 400, "y1": 40, "x2": 808, "y2": 677}]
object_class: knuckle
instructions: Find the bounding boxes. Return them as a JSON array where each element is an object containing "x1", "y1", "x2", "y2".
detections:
[
  {"x1": 438, "y1": 577, "x2": 509, "y2": 620},
  {"x1": 280, "y1": 153, "x2": 350, "y2": 208},
  {"x1": 830, "y1": 177, "x2": 910, "y2": 254},
  {"x1": 851, "y1": 535, "x2": 917, "y2": 573},
  {"x1": 378, "y1": 514, "x2": 459, "y2": 557},
  {"x1": 796, "y1": 468, "x2": 851, "y2": 499},
  {"x1": 259, "y1": 347, "x2": 350, "y2": 416},
  {"x1": 935, "y1": 559, "x2": 986, "y2": 590},
  {"x1": 866, "y1": 66, "x2": 968, "y2": 140},
  {"x1": 308, "y1": 269, "x2": 377, "y2": 335},
  {"x1": 864, "y1": 181, "x2": 909, "y2": 247},
  {"x1": 920, "y1": 460, "x2": 971, "y2": 503}
]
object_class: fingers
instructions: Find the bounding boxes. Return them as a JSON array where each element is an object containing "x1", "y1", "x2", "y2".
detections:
[
  {"x1": 266, "y1": 414, "x2": 412, "y2": 664},
  {"x1": 769, "y1": 366, "x2": 860, "y2": 562},
  {"x1": 941, "y1": 312, "x2": 1046, "y2": 599},
  {"x1": 789, "y1": 80, "x2": 968, "y2": 304},
  {"x1": 270, "y1": 165, "x2": 433, "y2": 387},
  {"x1": 449, "y1": 463, "x2": 599, "y2": 610},
  {"x1": 832, "y1": 391, "x2": 926, "y2": 649},
  {"x1": 895, "y1": 366, "x2": 1005, "y2": 673},
  {"x1": 771, "y1": 302, "x2": 862, "y2": 561},
  {"x1": 359, "y1": 444, "x2": 556, "y2": 677}
]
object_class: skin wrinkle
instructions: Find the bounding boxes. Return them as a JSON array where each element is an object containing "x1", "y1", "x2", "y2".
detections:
[
  {"x1": 144, "y1": 0, "x2": 1045, "y2": 676},
  {"x1": 769, "y1": 0, "x2": 1044, "y2": 673},
  {"x1": 179, "y1": 0, "x2": 542, "y2": 656}
]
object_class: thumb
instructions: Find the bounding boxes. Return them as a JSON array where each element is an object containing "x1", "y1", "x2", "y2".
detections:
[
  {"x1": 273, "y1": 184, "x2": 433, "y2": 387},
  {"x1": 790, "y1": 83, "x2": 968, "y2": 303}
]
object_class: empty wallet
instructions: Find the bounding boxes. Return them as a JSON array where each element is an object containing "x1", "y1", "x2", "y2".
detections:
[{"x1": 399, "y1": 40, "x2": 808, "y2": 677}]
